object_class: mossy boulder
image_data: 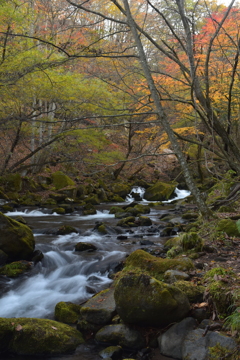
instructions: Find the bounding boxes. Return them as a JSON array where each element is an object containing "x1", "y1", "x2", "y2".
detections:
[
  {"x1": 144, "y1": 182, "x2": 176, "y2": 201},
  {"x1": 0, "y1": 212, "x2": 35, "y2": 261},
  {"x1": 121, "y1": 249, "x2": 194, "y2": 281},
  {"x1": 80, "y1": 288, "x2": 116, "y2": 325},
  {"x1": 83, "y1": 203, "x2": 97, "y2": 215},
  {"x1": 109, "y1": 206, "x2": 124, "y2": 215},
  {"x1": 117, "y1": 216, "x2": 136, "y2": 228},
  {"x1": 0, "y1": 317, "x2": 84, "y2": 356},
  {"x1": 0, "y1": 261, "x2": 32, "y2": 277},
  {"x1": 216, "y1": 219, "x2": 239, "y2": 237},
  {"x1": 174, "y1": 280, "x2": 205, "y2": 303},
  {"x1": 0, "y1": 173, "x2": 22, "y2": 192},
  {"x1": 51, "y1": 171, "x2": 75, "y2": 190},
  {"x1": 114, "y1": 273, "x2": 190, "y2": 327},
  {"x1": 85, "y1": 195, "x2": 100, "y2": 205},
  {"x1": 55, "y1": 302, "x2": 81, "y2": 324},
  {"x1": 111, "y1": 183, "x2": 131, "y2": 199}
]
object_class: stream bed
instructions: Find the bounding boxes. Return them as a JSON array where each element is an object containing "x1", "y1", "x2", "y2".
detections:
[{"x1": 0, "y1": 187, "x2": 190, "y2": 360}]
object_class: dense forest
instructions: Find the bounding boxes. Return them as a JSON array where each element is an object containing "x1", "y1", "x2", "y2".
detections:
[{"x1": 1, "y1": 0, "x2": 240, "y2": 210}]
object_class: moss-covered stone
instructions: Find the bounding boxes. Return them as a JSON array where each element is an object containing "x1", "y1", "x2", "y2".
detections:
[
  {"x1": 216, "y1": 219, "x2": 239, "y2": 237},
  {"x1": 55, "y1": 302, "x2": 81, "y2": 324},
  {"x1": 51, "y1": 171, "x2": 75, "y2": 190},
  {"x1": 111, "y1": 183, "x2": 131, "y2": 199},
  {"x1": 0, "y1": 173, "x2": 22, "y2": 192},
  {"x1": 109, "y1": 206, "x2": 123, "y2": 214},
  {"x1": 0, "y1": 261, "x2": 32, "y2": 277},
  {"x1": 0, "y1": 317, "x2": 84, "y2": 356},
  {"x1": 120, "y1": 249, "x2": 194, "y2": 281},
  {"x1": 137, "y1": 216, "x2": 152, "y2": 226},
  {"x1": 114, "y1": 273, "x2": 190, "y2": 327},
  {"x1": 85, "y1": 195, "x2": 100, "y2": 205},
  {"x1": 83, "y1": 203, "x2": 97, "y2": 215},
  {"x1": 144, "y1": 182, "x2": 176, "y2": 201},
  {"x1": 174, "y1": 280, "x2": 205, "y2": 303},
  {"x1": 0, "y1": 212, "x2": 35, "y2": 261},
  {"x1": 116, "y1": 216, "x2": 136, "y2": 227},
  {"x1": 57, "y1": 225, "x2": 78, "y2": 235},
  {"x1": 52, "y1": 207, "x2": 66, "y2": 215},
  {"x1": 80, "y1": 288, "x2": 116, "y2": 325}
]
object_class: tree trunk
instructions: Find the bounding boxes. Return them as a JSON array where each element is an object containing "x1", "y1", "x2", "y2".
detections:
[{"x1": 122, "y1": 0, "x2": 211, "y2": 218}]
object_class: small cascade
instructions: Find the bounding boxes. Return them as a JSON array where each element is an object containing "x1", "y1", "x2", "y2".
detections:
[
  {"x1": 163, "y1": 187, "x2": 191, "y2": 203},
  {"x1": 125, "y1": 186, "x2": 146, "y2": 202}
]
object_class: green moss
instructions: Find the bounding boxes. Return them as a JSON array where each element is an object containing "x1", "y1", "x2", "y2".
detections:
[
  {"x1": 0, "y1": 212, "x2": 35, "y2": 261},
  {"x1": 209, "y1": 343, "x2": 239, "y2": 360},
  {"x1": 121, "y1": 249, "x2": 194, "y2": 281},
  {"x1": 0, "y1": 173, "x2": 22, "y2": 192},
  {"x1": 109, "y1": 206, "x2": 124, "y2": 214},
  {"x1": 51, "y1": 171, "x2": 75, "y2": 190},
  {"x1": 144, "y1": 181, "x2": 176, "y2": 201},
  {"x1": 174, "y1": 280, "x2": 204, "y2": 303},
  {"x1": 0, "y1": 261, "x2": 32, "y2": 277},
  {"x1": 52, "y1": 207, "x2": 65, "y2": 214},
  {"x1": 216, "y1": 219, "x2": 239, "y2": 237},
  {"x1": 137, "y1": 216, "x2": 152, "y2": 226},
  {"x1": 117, "y1": 216, "x2": 136, "y2": 227},
  {"x1": 57, "y1": 225, "x2": 78, "y2": 235},
  {"x1": 111, "y1": 183, "x2": 131, "y2": 198},
  {"x1": 98, "y1": 224, "x2": 107, "y2": 234},
  {"x1": 55, "y1": 302, "x2": 81, "y2": 324},
  {"x1": 0, "y1": 317, "x2": 84, "y2": 356}
]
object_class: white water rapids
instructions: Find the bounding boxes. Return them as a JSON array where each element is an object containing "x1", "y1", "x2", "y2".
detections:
[{"x1": 0, "y1": 187, "x2": 190, "y2": 319}]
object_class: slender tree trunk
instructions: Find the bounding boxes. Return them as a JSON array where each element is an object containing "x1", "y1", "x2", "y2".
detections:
[{"x1": 122, "y1": 0, "x2": 211, "y2": 217}]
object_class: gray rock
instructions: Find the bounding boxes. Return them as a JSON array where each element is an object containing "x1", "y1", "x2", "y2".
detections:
[
  {"x1": 80, "y1": 288, "x2": 116, "y2": 325},
  {"x1": 95, "y1": 324, "x2": 146, "y2": 350},
  {"x1": 164, "y1": 270, "x2": 190, "y2": 284},
  {"x1": 182, "y1": 328, "x2": 237, "y2": 360},
  {"x1": 158, "y1": 317, "x2": 198, "y2": 359}
]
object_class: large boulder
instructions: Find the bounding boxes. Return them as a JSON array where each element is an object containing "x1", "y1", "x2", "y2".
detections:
[
  {"x1": 51, "y1": 171, "x2": 75, "y2": 190},
  {"x1": 0, "y1": 317, "x2": 84, "y2": 356},
  {"x1": 0, "y1": 212, "x2": 35, "y2": 261},
  {"x1": 114, "y1": 273, "x2": 190, "y2": 327},
  {"x1": 144, "y1": 182, "x2": 176, "y2": 201}
]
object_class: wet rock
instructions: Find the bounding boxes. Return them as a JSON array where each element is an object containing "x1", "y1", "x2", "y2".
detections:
[
  {"x1": 99, "y1": 345, "x2": 122, "y2": 359},
  {"x1": 114, "y1": 273, "x2": 190, "y2": 327},
  {"x1": 57, "y1": 225, "x2": 78, "y2": 235},
  {"x1": 0, "y1": 212, "x2": 35, "y2": 261},
  {"x1": 140, "y1": 239, "x2": 154, "y2": 246},
  {"x1": 75, "y1": 242, "x2": 97, "y2": 252},
  {"x1": 95, "y1": 324, "x2": 146, "y2": 350},
  {"x1": 117, "y1": 216, "x2": 136, "y2": 227},
  {"x1": 80, "y1": 288, "x2": 116, "y2": 325},
  {"x1": 0, "y1": 317, "x2": 84, "y2": 356},
  {"x1": 0, "y1": 260, "x2": 32, "y2": 277},
  {"x1": 144, "y1": 182, "x2": 176, "y2": 201},
  {"x1": 31, "y1": 249, "x2": 44, "y2": 263},
  {"x1": 158, "y1": 317, "x2": 198, "y2": 359},
  {"x1": 55, "y1": 301, "x2": 81, "y2": 324}
]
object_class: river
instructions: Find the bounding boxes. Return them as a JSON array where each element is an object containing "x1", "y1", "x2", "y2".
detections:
[{"x1": 0, "y1": 187, "x2": 190, "y2": 360}]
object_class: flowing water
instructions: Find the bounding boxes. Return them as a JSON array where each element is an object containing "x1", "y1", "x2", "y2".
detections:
[{"x1": 0, "y1": 187, "x2": 190, "y2": 360}]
